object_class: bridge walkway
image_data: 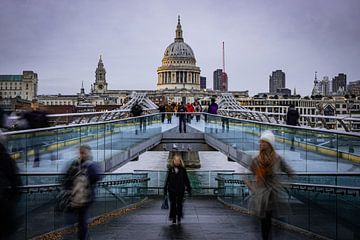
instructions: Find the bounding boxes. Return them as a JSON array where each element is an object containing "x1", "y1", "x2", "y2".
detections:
[{"x1": 62, "y1": 197, "x2": 311, "y2": 240}]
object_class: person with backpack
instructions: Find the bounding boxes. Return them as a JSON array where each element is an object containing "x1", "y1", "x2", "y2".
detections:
[
  {"x1": 286, "y1": 104, "x2": 300, "y2": 151},
  {"x1": 177, "y1": 102, "x2": 187, "y2": 133},
  {"x1": 165, "y1": 103, "x2": 173, "y2": 124},
  {"x1": 62, "y1": 145, "x2": 100, "y2": 240},
  {"x1": 130, "y1": 102, "x2": 145, "y2": 134}
]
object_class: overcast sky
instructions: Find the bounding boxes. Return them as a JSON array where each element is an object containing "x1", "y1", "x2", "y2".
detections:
[{"x1": 0, "y1": 0, "x2": 359, "y2": 96}]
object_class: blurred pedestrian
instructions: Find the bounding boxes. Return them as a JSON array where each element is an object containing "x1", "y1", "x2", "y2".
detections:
[
  {"x1": 164, "y1": 154, "x2": 191, "y2": 225},
  {"x1": 22, "y1": 110, "x2": 50, "y2": 167},
  {"x1": 247, "y1": 130, "x2": 294, "y2": 240},
  {"x1": 62, "y1": 145, "x2": 100, "y2": 240},
  {"x1": 0, "y1": 138, "x2": 21, "y2": 239},
  {"x1": 286, "y1": 104, "x2": 300, "y2": 151}
]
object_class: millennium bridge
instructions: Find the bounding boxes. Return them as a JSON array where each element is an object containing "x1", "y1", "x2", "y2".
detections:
[{"x1": 3, "y1": 94, "x2": 360, "y2": 240}]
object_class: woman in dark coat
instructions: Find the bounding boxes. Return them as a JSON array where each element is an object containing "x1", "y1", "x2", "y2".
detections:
[
  {"x1": 248, "y1": 130, "x2": 294, "y2": 240},
  {"x1": 164, "y1": 154, "x2": 191, "y2": 225}
]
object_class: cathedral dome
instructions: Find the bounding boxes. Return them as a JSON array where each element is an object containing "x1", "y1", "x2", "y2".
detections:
[{"x1": 164, "y1": 41, "x2": 195, "y2": 59}]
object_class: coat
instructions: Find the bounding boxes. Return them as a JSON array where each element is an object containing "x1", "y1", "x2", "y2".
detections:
[
  {"x1": 63, "y1": 159, "x2": 100, "y2": 206},
  {"x1": 286, "y1": 107, "x2": 300, "y2": 126},
  {"x1": 164, "y1": 166, "x2": 191, "y2": 195},
  {"x1": 247, "y1": 154, "x2": 293, "y2": 218}
]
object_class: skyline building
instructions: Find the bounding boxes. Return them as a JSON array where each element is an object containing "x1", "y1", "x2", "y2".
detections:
[
  {"x1": 213, "y1": 69, "x2": 222, "y2": 91},
  {"x1": 0, "y1": 71, "x2": 38, "y2": 101},
  {"x1": 269, "y1": 70, "x2": 285, "y2": 94},
  {"x1": 200, "y1": 76, "x2": 206, "y2": 89},
  {"x1": 319, "y1": 76, "x2": 330, "y2": 96},
  {"x1": 332, "y1": 73, "x2": 347, "y2": 95}
]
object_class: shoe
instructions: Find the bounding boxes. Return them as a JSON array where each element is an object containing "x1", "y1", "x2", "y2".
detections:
[{"x1": 172, "y1": 219, "x2": 176, "y2": 224}]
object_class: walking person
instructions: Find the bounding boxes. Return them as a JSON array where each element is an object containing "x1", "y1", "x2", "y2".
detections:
[
  {"x1": 177, "y1": 102, "x2": 187, "y2": 133},
  {"x1": 62, "y1": 145, "x2": 100, "y2": 240},
  {"x1": 131, "y1": 102, "x2": 145, "y2": 134},
  {"x1": 247, "y1": 130, "x2": 294, "y2": 240},
  {"x1": 186, "y1": 102, "x2": 194, "y2": 123},
  {"x1": 159, "y1": 103, "x2": 166, "y2": 124},
  {"x1": 164, "y1": 154, "x2": 191, "y2": 225},
  {"x1": 194, "y1": 101, "x2": 202, "y2": 122},
  {"x1": 166, "y1": 103, "x2": 173, "y2": 124},
  {"x1": 208, "y1": 98, "x2": 218, "y2": 115},
  {"x1": 286, "y1": 104, "x2": 300, "y2": 151}
]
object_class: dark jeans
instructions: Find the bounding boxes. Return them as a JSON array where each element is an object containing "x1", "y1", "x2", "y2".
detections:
[
  {"x1": 169, "y1": 191, "x2": 184, "y2": 221},
  {"x1": 196, "y1": 115, "x2": 201, "y2": 122},
  {"x1": 222, "y1": 118, "x2": 229, "y2": 132},
  {"x1": 187, "y1": 114, "x2": 192, "y2": 123},
  {"x1": 135, "y1": 117, "x2": 146, "y2": 134},
  {"x1": 77, "y1": 206, "x2": 90, "y2": 240},
  {"x1": 161, "y1": 113, "x2": 165, "y2": 123},
  {"x1": 179, "y1": 117, "x2": 186, "y2": 133},
  {"x1": 261, "y1": 211, "x2": 272, "y2": 240}
]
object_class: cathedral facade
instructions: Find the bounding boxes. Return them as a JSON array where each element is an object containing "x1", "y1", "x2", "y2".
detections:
[{"x1": 157, "y1": 16, "x2": 201, "y2": 91}]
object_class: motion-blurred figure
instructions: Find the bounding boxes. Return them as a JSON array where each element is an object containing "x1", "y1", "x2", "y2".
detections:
[
  {"x1": 62, "y1": 145, "x2": 100, "y2": 240},
  {"x1": 21, "y1": 110, "x2": 50, "y2": 167},
  {"x1": 248, "y1": 130, "x2": 293, "y2": 240},
  {"x1": 0, "y1": 136, "x2": 21, "y2": 239}
]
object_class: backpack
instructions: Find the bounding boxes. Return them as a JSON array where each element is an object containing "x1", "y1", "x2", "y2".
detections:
[
  {"x1": 178, "y1": 106, "x2": 186, "y2": 113},
  {"x1": 24, "y1": 110, "x2": 50, "y2": 129},
  {"x1": 131, "y1": 104, "x2": 143, "y2": 116},
  {"x1": 70, "y1": 166, "x2": 92, "y2": 208},
  {"x1": 209, "y1": 103, "x2": 218, "y2": 114}
]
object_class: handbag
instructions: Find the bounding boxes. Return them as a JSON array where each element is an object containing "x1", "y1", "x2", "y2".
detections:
[
  {"x1": 55, "y1": 190, "x2": 73, "y2": 212},
  {"x1": 161, "y1": 195, "x2": 169, "y2": 209}
]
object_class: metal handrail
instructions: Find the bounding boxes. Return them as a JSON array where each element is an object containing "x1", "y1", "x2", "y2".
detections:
[
  {"x1": 215, "y1": 177, "x2": 360, "y2": 195},
  {"x1": 3, "y1": 112, "x2": 161, "y2": 135},
  {"x1": 18, "y1": 177, "x2": 151, "y2": 193},
  {"x1": 204, "y1": 112, "x2": 360, "y2": 137}
]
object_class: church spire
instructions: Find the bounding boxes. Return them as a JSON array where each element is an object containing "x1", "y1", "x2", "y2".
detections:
[
  {"x1": 80, "y1": 80, "x2": 85, "y2": 95},
  {"x1": 175, "y1": 15, "x2": 183, "y2": 42},
  {"x1": 98, "y1": 55, "x2": 104, "y2": 68}
]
